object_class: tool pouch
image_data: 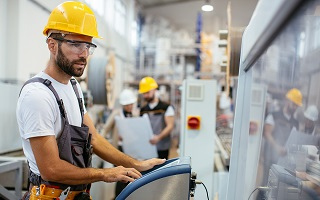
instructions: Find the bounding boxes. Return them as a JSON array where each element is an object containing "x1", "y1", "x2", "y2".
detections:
[
  {"x1": 29, "y1": 185, "x2": 56, "y2": 200},
  {"x1": 28, "y1": 184, "x2": 90, "y2": 200}
]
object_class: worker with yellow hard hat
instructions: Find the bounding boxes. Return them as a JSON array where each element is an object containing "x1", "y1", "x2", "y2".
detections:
[
  {"x1": 261, "y1": 88, "x2": 303, "y2": 185},
  {"x1": 139, "y1": 77, "x2": 175, "y2": 159},
  {"x1": 17, "y1": 2, "x2": 164, "y2": 199}
]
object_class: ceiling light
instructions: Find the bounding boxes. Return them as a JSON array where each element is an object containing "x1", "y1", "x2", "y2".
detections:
[{"x1": 201, "y1": 0, "x2": 214, "y2": 12}]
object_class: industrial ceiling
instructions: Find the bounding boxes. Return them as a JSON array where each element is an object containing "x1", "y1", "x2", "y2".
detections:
[{"x1": 138, "y1": 0, "x2": 258, "y2": 36}]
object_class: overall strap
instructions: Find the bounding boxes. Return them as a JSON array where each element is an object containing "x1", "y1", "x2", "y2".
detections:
[
  {"x1": 20, "y1": 77, "x2": 69, "y2": 123},
  {"x1": 70, "y1": 79, "x2": 84, "y2": 121}
]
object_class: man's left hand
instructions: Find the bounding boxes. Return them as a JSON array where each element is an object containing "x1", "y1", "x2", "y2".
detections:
[
  {"x1": 135, "y1": 158, "x2": 166, "y2": 172},
  {"x1": 150, "y1": 135, "x2": 161, "y2": 144}
]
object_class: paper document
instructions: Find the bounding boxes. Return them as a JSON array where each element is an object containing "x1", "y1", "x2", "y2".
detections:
[
  {"x1": 285, "y1": 128, "x2": 319, "y2": 147},
  {"x1": 115, "y1": 116, "x2": 158, "y2": 160}
]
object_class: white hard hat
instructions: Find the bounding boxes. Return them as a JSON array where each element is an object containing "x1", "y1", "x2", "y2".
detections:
[
  {"x1": 219, "y1": 92, "x2": 231, "y2": 110},
  {"x1": 304, "y1": 105, "x2": 319, "y2": 121},
  {"x1": 119, "y1": 89, "x2": 137, "y2": 106}
]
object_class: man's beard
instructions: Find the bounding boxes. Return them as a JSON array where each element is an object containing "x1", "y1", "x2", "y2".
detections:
[
  {"x1": 56, "y1": 46, "x2": 87, "y2": 77},
  {"x1": 288, "y1": 106, "x2": 296, "y2": 116},
  {"x1": 145, "y1": 94, "x2": 155, "y2": 103}
]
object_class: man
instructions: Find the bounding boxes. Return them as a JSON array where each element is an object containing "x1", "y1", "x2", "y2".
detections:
[
  {"x1": 299, "y1": 105, "x2": 319, "y2": 166},
  {"x1": 139, "y1": 77, "x2": 175, "y2": 159},
  {"x1": 103, "y1": 89, "x2": 138, "y2": 197},
  {"x1": 17, "y1": 2, "x2": 164, "y2": 199},
  {"x1": 262, "y1": 88, "x2": 302, "y2": 183},
  {"x1": 304, "y1": 105, "x2": 319, "y2": 135},
  {"x1": 104, "y1": 89, "x2": 138, "y2": 149}
]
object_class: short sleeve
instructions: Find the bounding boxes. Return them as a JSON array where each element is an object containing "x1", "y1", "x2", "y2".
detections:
[
  {"x1": 165, "y1": 105, "x2": 175, "y2": 117},
  {"x1": 265, "y1": 114, "x2": 275, "y2": 126},
  {"x1": 18, "y1": 87, "x2": 57, "y2": 139}
]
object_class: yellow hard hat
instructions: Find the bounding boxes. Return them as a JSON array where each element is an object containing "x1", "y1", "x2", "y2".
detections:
[
  {"x1": 286, "y1": 88, "x2": 303, "y2": 106},
  {"x1": 43, "y1": 1, "x2": 102, "y2": 38},
  {"x1": 139, "y1": 77, "x2": 158, "y2": 94}
]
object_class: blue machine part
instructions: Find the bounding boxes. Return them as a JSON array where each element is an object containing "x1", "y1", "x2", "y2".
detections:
[
  {"x1": 116, "y1": 157, "x2": 192, "y2": 200},
  {"x1": 195, "y1": 12, "x2": 202, "y2": 74}
]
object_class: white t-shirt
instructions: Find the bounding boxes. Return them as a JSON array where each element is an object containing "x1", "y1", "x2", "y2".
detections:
[
  {"x1": 265, "y1": 110, "x2": 291, "y2": 127},
  {"x1": 16, "y1": 72, "x2": 86, "y2": 175},
  {"x1": 148, "y1": 101, "x2": 175, "y2": 117}
]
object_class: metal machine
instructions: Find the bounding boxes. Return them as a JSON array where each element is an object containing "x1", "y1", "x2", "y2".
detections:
[
  {"x1": 180, "y1": 79, "x2": 217, "y2": 200},
  {"x1": 266, "y1": 164, "x2": 320, "y2": 200},
  {"x1": 227, "y1": 0, "x2": 320, "y2": 199},
  {"x1": 266, "y1": 164, "x2": 301, "y2": 200},
  {"x1": 116, "y1": 157, "x2": 196, "y2": 200}
]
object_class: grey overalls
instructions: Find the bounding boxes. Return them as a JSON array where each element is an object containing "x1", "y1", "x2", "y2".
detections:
[
  {"x1": 148, "y1": 112, "x2": 170, "y2": 151},
  {"x1": 262, "y1": 111, "x2": 298, "y2": 184},
  {"x1": 140, "y1": 101, "x2": 171, "y2": 159},
  {"x1": 21, "y1": 77, "x2": 93, "y2": 198}
]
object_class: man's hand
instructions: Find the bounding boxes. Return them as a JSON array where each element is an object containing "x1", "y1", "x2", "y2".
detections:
[
  {"x1": 150, "y1": 135, "x2": 161, "y2": 144},
  {"x1": 102, "y1": 166, "x2": 142, "y2": 183},
  {"x1": 134, "y1": 158, "x2": 166, "y2": 172},
  {"x1": 275, "y1": 145, "x2": 287, "y2": 156}
]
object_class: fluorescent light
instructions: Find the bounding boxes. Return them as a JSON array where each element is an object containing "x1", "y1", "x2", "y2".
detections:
[{"x1": 202, "y1": 4, "x2": 214, "y2": 12}]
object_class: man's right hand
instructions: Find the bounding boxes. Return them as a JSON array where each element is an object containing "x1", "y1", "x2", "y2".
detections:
[
  {"x1": 275, "y1": 145, "x2": 287, "y2": 156},
  {"x1": 134, "y1": 158, "x2": 166, "y2": 172},
  {"x1": 101, "y1": 166, "x2": 142, "y2": 183}
]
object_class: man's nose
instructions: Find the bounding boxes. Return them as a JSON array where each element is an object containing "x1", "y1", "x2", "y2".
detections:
[{"x1": 79, "y1": 48, "x2": 89, "y2": 58}]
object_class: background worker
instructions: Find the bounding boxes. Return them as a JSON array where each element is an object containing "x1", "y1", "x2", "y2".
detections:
[
  {"x1": 17, "y1": 2, "x2": 164, "y2": 199},
  {"x1": 139, "y1": 77, "x2": 175, "y2": 159},
  {"x1": 300, "y1": 105, "x2": 320, "y2": 165},
  {"x1": 104, "y1": 89, "x2": 138, "y2": 150},
  {"x1": 103, "y1": 89, "x2": 138, "y2": 197},
  {"x1": 262, "y1": 88, "x2": 302, "y2": 184},
  {"x1": 303, "y1": 105, "x2": 319, "y2": 135}
]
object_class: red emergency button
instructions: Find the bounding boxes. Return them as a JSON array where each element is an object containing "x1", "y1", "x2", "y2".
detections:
[{"x1": 187, "y1": 116, "x2": 201, "y2": 130}]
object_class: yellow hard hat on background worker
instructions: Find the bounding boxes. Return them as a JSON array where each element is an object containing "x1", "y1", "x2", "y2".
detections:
[
  {"x1": 43, "y1": 1, "x2": 102, "y2": 38},
  {"x1": 286, "y1": 88, "x2": 303, "y2": 106},
  {"x1": 139, "y1": 77, "x2": 158, "y2": 94}
]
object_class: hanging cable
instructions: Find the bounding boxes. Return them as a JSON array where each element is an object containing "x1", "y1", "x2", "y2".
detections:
[
  {"x1": 195, "y1": 180, "x2": 209, "y2": 200},
  {"x1": 248, "y1": 186, "x2": 271, "y2": 200},
  {"x1": 248, "y1": 187, "x2": 259, "y2": 200}
]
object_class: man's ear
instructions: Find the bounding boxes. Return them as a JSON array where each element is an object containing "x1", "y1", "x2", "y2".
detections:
[{"x1": 47, "y1": 38, "x2": 57, "y2": 54}]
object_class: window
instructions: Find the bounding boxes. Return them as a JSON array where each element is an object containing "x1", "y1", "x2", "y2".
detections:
[
  {"x1": 105, "y1": 0, "x2": 115, "y2": 26},
  {"x1": 84, "y1": 0, "x2": 104, "y2": 17},
  {"x1": 115, "y1": 0, "x2": 126, "y2": 36},
  {"x1": 131, "y1": 21, "x2": 138, "y2": 46}
]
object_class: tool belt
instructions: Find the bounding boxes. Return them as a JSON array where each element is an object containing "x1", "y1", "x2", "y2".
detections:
[{"x1": 29, "y1": 184, "x2": 91, "y2": 200}]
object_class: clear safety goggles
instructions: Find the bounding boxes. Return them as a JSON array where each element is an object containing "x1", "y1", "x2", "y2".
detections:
[{"x1": 53, "y1": 37, "x2": 97, "y2": 55}]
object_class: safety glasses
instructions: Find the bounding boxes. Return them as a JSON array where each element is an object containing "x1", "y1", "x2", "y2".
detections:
[{"x1": 53, "y1": 38, "x2": 97, "y2": 55}]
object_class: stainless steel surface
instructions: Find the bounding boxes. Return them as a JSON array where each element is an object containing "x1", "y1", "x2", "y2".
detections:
[
  {"x1": 0, "y1": 155, "x2": 29, "y2": 190},
  {"x1": 0, "y1": 159, "x2": 23, "y2": 200},
  {"x1": 126, "y1": 173, "x2": 190, "y2": 200},
  {"x1": 266, "y1": 165, "x2": 316, "y2": 200},
  {"x1": 58, "y1": 187, "x2": 70, "y2": 200}
]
